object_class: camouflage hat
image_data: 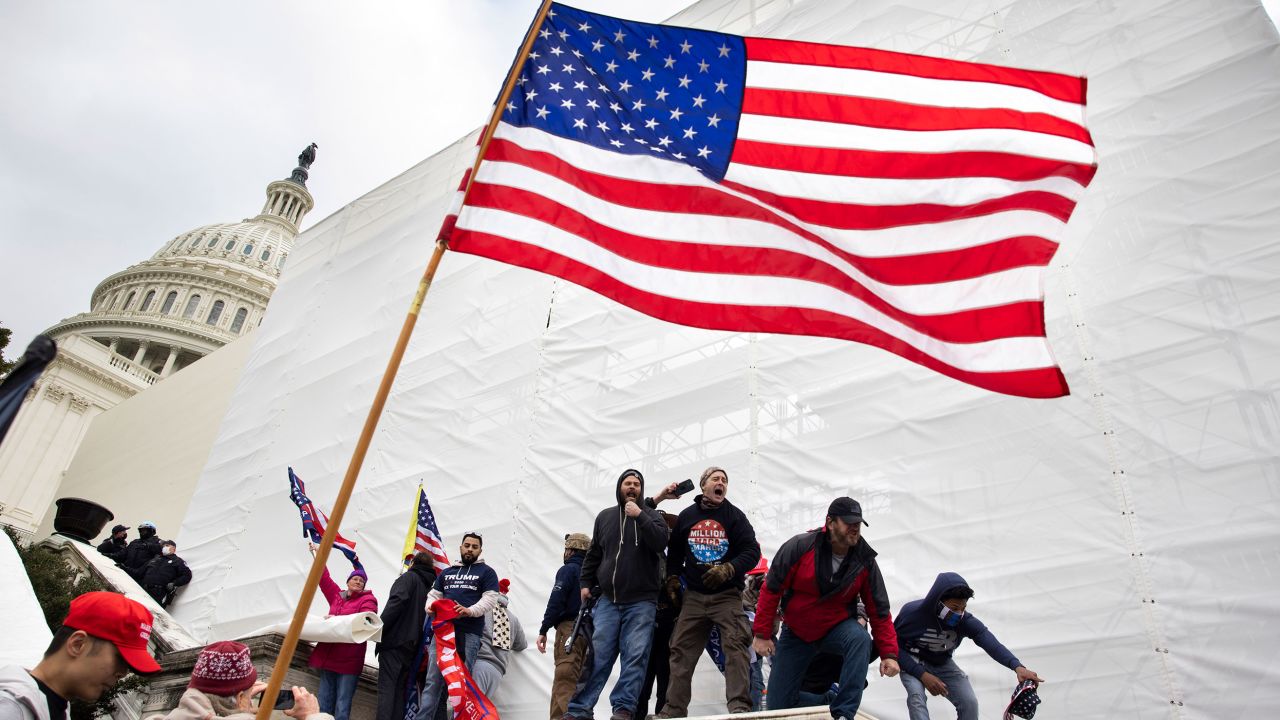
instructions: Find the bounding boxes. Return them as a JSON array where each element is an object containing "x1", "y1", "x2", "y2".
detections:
[{"x1": 564, "y1": 533, "x2": 591, "y2": 551}]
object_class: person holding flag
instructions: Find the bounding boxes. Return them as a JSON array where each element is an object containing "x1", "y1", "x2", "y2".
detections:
[
  {"x1": 381, "y1": 485, "x2": 450, "y2": 720},
  {"x1": 413, "y1": 533, "x2": 500, "y2": 720},
  {"x1": 290, "y1": 467, "x2": 374, "y2": 720},
  {"x1": 305, "y1": 543, "x2": 378, "y2": 720}
]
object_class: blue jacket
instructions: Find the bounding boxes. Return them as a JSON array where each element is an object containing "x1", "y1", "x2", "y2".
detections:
[
  {"x1": 894, "y1": 571, "x2": 1021, "y2": 679},
  {"x1": 539, "y1": 553, "x2": 584, "y2": 635}
]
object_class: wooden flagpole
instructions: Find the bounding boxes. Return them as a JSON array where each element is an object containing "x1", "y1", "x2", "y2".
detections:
[{"x1": 254, "y1": 2, "x2": 555, "y2": 717}]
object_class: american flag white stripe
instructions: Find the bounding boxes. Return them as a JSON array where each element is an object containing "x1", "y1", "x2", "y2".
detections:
[
  {"x1": 743, "y1": 60, "x2": 1089, "y2": 126},
  {"x1": 735, "y1": 114, "x2": 1095, "y2": 165},
  {"x1": 447, "y1": 3, "x2": 1096, "y2": 397},
  {"x1": 722, "y1": 163, "x2": 1090, "y2": 208}
]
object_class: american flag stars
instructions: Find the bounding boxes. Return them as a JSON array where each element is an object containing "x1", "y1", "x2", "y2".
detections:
[{"x1": 504, "y1": 2, "x2": 744, "y2": 180}]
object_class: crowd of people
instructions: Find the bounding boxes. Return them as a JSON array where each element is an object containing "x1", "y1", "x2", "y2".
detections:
[
  {"x1": 96, "y1": 522, "x2": 192, "y2": 608},
  {"x1": 7, "y1": 467, "x2": 1044, "y2": 720},
  {"x1": 527, "y1": 467, "x2": 1042, "y2": 720}
]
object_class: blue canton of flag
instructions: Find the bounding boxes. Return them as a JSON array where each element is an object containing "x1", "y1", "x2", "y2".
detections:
[{"x1": 505, "y1": 3, "x2": 745, "y2": 181}]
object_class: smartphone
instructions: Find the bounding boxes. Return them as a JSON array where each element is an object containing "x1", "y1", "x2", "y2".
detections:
[
  {"x1": 673, "y1": 478, "x2": 695, "y2": 497},
  {"x1": 273, "y1": 690, "x2": 295, "y2": 711}
]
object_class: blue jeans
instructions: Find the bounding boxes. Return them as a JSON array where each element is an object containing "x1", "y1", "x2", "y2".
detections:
[
  {"x1": 766, "y1": 619, "x2": 870, "y2": 720},
  {"x1": 900, "y1": 658, "x2": 979, "y2": 720},
  {"x1": 567, "y1": 597, "x2": 657, "y2": 718},
  {"x1": 414, "y1": 631, "x2": 482, "y2": 720},
  {"x1": 318, "y1": 670, "x2": 359, "y2": 720}
]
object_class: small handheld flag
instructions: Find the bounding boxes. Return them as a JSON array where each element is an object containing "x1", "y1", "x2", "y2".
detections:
[{"x1": 288, "y1": 467, "x2": 363, "y2": 570}]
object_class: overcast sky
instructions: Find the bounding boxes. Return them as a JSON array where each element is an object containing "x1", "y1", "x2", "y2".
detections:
[
  {"x1": 3, "y1": 1, "x2": 1279, "y2": 354},
  {"x1": 0, "y1": 0, "x2": 695, "y2": 353}
]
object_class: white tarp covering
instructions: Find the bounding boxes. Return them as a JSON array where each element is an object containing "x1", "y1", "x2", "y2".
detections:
[
  {"x1": 1, "y1": 531, "x2": 51, "y2": 667},
  {"x1": 174, "y1": 2, "x2": 1280, "y2": 719}
]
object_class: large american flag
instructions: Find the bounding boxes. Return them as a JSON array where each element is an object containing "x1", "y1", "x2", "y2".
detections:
[
  {"x1": 444, "y1": 2, "x2": 1096, "y2": 398},
  {"x1": 408, "y1": 484, "x2": 451, "y2": 574}
]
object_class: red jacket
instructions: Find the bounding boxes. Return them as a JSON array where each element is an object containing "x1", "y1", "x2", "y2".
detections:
[
  {"x1": 308, "y1": 568, "x2": 379, "y2": 674},
  {"x1": 753, "y1": 529, "x2": 898, "y2": 660}
]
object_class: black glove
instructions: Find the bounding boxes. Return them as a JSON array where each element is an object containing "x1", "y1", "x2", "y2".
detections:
[
  {"x1": 701, "y1": 563, "x2": 735, "y2": 590},
  {"x1": 165, "y1": 583, "x2": 176, "y2": 592}
]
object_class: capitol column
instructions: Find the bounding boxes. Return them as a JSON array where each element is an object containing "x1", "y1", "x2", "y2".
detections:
[
  {"x1": 132, "y1": 340, "x2": 150, "y2": 365},
  {"x1": 108, "y1": 337, "x2": 120, "y2": 355},
  {"x1": 160, "y1": 346, "x2": 181, "y2": 377}
]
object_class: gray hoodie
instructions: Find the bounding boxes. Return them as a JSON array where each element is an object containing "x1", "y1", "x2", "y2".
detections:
[
  {"x1": 475, "y1": 594, "x2": 527, "y2": 675},
  {"x1": 0, "y1": 665, "x2": 54, "y2": 720}
]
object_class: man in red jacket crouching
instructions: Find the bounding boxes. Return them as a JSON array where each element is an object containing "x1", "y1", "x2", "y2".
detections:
[{"x1": 751, "y1": 497, "x2": 900, "y2": 720}]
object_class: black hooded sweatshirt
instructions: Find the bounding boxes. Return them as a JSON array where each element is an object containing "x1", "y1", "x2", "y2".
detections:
[{"x1": 580, "y1": 469, "x2": 670, "y2": 604}]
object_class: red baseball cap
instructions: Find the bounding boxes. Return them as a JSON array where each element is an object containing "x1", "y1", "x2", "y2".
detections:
[{"x1": 63, "y1": 592, "x2": 162, "y2": 673}]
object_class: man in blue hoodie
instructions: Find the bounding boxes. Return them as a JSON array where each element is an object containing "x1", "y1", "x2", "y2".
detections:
[
  {"x1": 564, "y1": 469, "x2": 670, "y2": 720},
  {"x1": 894, "y1": 572, "x2": 1043, "y2": 720},
  {"x1": 539, "y1": 532, "x2": 592, "y2": 720}
]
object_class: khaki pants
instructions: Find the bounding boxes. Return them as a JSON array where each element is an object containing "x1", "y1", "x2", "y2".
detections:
[
  {"x1": 660, "y1": 589, "x2": 753, "y2": 716},
  {"x1": 551, "y1": 619, "x2": 588, "y2": 720}
]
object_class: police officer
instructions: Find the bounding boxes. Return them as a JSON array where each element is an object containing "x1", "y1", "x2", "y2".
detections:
[{"x1": 139, "y1": 540, "x2": 192, "y2": 607}]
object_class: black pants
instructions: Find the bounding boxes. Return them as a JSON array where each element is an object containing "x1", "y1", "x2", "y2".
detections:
[
  {"x1": 376, "y1": 648, "x2": 412, "y2": 720},
  {"x1": 144, "y1": 585, "x2": 169, "y2": 607}
]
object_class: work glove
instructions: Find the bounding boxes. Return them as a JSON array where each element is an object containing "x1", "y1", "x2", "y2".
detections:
[
  {"x1": 665, "y1": 575, "x2": 682, "y2": 603},
  {"x1": 701, "y1": 563, "x2": 735, "y2": 590}
]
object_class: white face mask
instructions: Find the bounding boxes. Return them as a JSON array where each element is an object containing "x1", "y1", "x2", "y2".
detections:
[{"x1": 162, "y1": 547, "x2": 174, "y2": 556}]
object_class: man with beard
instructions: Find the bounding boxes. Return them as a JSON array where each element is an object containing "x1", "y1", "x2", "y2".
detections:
[
  {"x1": 752, "y1": 497, "x2": 900, "y2": 720},
  {"x1": 656, "y1": 467, "x2": 759, "y2": 718},
  {"x1": 563, "y1": 469, "x2": 669, "y2": 720},
  {"x1": 414, "y1": 533, "x2": 500, "y2": 720}
]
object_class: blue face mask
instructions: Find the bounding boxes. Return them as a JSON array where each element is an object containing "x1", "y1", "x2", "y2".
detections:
[{"x1": 938, "y1": 604, "x2": 965, "y2": 627}]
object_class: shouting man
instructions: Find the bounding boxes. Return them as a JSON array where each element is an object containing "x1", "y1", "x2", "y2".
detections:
[
  {"x1": 657, "y1": 467, "x2": 760, "y2": 717},
  {"x1": 564, "y1": 469, "x2": 670, "y2": 720}
]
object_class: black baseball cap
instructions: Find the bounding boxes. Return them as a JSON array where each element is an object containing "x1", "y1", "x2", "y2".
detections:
[
  {"x1": 110, "y1": 524, "x2": 128, "y2": 534},
  {"x1": 827, "y1": 497, "x2": 868, "y2": 526}
]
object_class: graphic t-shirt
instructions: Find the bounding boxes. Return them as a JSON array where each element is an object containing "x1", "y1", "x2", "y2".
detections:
[
  {"x1": 668, "y1": 497, "x2": 759, "y2": 594},
  {"x1": 434, "y1": 562, "x2": 500, "y2": 634},
  {"x1": 689, "y1": 518, "x2": 729, "y2": 563}
]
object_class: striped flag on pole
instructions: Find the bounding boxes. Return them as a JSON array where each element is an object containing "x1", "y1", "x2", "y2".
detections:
[
  {"x1": 401, "y1": 483, "x2": 450, "y2": 574},
  {"x1": 443, "y1": 2, "x2": 1096, "y2": 398},
  {"x1": 287, "y1": 467, "x2": 363, "y2": 571}
]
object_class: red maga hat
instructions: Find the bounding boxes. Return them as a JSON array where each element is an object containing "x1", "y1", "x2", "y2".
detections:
[{"x1": 63, "y1": 592, "x2": 161, "y2": 673}]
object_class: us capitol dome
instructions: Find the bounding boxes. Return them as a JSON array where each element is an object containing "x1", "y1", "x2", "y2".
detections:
[
  {"x1": 0, "y1": 144, "x2": 318, "y2": 532},
  {"x1": 44, "y1": 144, "x2": 318, "y2": 379}
]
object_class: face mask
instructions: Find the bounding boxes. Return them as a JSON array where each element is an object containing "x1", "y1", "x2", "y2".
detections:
[
  {"x1": 163, "y1": 547, "x2": 174, "y2": 556},
  {"x1": 938, "y1": 604, "x2": 964, "y2": 627}
]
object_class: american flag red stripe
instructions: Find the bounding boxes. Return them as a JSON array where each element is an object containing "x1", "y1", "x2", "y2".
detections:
[{"x1": 445, "y1": 4, "x2": 1096, "y2": 398}]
